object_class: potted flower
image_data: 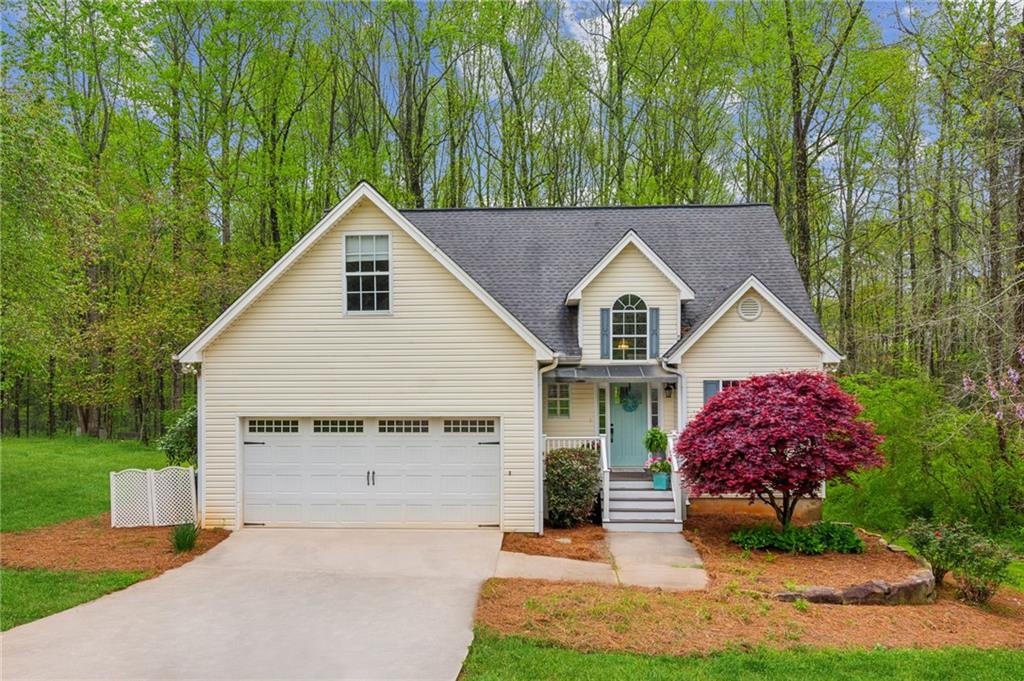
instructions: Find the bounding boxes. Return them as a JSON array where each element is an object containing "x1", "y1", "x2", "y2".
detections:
[
  {"x1": 645, "y1": 456, "x2": 672, "y2": 490},
  {"x1": 642, "y1": 428, "x2": 671, "y2": 490}
]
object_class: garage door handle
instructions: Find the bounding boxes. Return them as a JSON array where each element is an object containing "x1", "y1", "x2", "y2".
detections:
[
  {"x1": 372, "y1": 470, "x2": 376, "y2": 485},
  {"x1": 366, "y1": 470, "x2": 370, "y2": 486},
  {"x1": 477, "y1": 441, "x2": 500, "y2": 445},
  {"x1": 244, "y1": 441, "x2": 265, "y2": 445}
]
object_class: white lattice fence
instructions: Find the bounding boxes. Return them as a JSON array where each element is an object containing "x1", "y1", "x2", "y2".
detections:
[{"x1": 110, "y1": 466, "x2": 197, "y2": 528}]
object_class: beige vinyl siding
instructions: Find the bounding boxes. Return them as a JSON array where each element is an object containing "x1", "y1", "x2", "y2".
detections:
[
  {"x1": 200, "y1": 198, "x2": 538, "y2": 531},
  {"x1": 542, "y1": 383, "x2": 596, "y2": 437},
  {"x1": 580, "y1": 244, "x2": 679, "y2": 361},
  {"x1": 679, "y1": 290, "x2": 823, "y2": 421}
]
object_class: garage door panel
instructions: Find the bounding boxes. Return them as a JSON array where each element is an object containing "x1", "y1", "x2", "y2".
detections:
[{"x1": 243, "y1": 417, "x2": 501, "y2": 527}]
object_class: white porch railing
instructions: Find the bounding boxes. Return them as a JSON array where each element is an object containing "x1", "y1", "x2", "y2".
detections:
[
  {"x1": 667, "y1": 430, "x2": 686, "y2": 523},
  {"x1": 543, "y1": 435, "x2": 610, "y2": 523}
]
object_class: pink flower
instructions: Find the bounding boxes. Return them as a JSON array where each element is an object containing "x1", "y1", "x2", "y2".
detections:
[{"x1": 962, "y1": 374, "x2": 976, "y2": 394}]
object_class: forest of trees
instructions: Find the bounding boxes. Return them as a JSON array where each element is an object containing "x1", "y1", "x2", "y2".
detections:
[{"x1": 2, "y1": 0, "x2": 1023, "y2": 444}]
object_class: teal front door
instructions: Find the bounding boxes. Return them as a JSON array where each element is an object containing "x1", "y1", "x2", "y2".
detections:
[{"x1": 609, "y1": 382, "x2": 648, "y2": 467}]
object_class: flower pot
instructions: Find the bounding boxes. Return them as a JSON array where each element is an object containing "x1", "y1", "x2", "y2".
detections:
[{"x1": 651, "y1": 472, "x2": 670, "y2": 490}]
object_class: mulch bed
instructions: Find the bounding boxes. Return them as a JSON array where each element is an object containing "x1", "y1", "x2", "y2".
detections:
[
  {"x1": 476, "y1": 513, "x2": 1024, "y2": 654},
  {"x1": 1, "y1": 513, "x2": 230, "y2": 574},
  {"x1": 501, "y1": 524, "x2": 610, "y2": 563},
  {"x1": 684, "y1": 514, "x2": 917, "y2": 591}
]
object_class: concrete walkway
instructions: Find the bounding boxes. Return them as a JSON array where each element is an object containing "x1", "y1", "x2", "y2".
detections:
[
  {"x1": 495, "y1": 532, "x2": 707, "y2": 591},
  {"x1": 1, "y1": 529, "x2": 501, "y2": 680}
]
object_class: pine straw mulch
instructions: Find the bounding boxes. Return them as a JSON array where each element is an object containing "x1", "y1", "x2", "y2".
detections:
[
  {"x1": 501, "y1": 524, "x2": 611, "y2": 563},
  {"x1": 684, "y1": 514, "x2": 918, "y2": 591},
  {"x1": 475, "y1": 513, "x2": 1024, "y2": 655},
  {"x1": 1, "y1": 513, "x2": 230, "y2": 574}
]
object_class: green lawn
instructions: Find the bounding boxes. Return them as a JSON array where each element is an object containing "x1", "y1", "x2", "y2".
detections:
[
  {"x1": 1, "y1": 568, "x2": 147, "y2": 631},
  {"x1": 1, "y1": 436, "x2": 163, "y2": 531},
  {"x1": 463, "y1": 631, "x2": 1024, "y2": 681},
  {"x1": 1, "y1": 436, "x2": 163, "y2": 630}
]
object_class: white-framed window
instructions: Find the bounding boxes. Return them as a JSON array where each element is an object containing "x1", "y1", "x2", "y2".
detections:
[
  {"x1": 597, "y1": 387, "x2": 607, "y2": 434},
  {"x1": 313, "y1": 419, "x2": 363, "y2": 433},
  {"x1": 650, "y1": 387, "x2": 660, "y2": 428},
  {"x1": 546, "y1": 384, "x2": 570, "y2": 418},
  {"x1": 345, "y1": 234, "x2": 390, "y2": 312},
  {"x1": 703, "y1": 379, "x2": 741, "y2": 404},
  {"x1": 248, "y1": 419, "x2": 299, "y2": 433},
  {"x1": 443, "y1": 419, "x2": 496, "y2": 433},
  {"x1": 612, "y1": 294, "x2": 647, "y2": 360},
  {"x1": 378, "y1": 419, "x2": 428, "y2": 433}
]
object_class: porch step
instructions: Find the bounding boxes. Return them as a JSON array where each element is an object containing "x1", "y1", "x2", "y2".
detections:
[
  {"x1": 608, "y1": 509, "x2": 677, "y2": 522},
  {"x1": 608, "y1": 499, "x2": 675, "y2": 511},
  {"x1": 604, "y1": 520, "x2": 683, "y2": 533},
  {"x1": 610, "y1": 480, "x2": 658, "y2": 491},
  {"x1": 608, "y1": 490, "x2": 673, "y2": 501}
]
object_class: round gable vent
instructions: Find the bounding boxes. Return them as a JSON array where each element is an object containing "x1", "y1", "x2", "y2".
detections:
[{"x1": 737, "y1": 296, "x2": 762, "y2": 321}]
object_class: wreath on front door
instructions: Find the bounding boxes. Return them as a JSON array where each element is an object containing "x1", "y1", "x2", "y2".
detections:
[{"x1": 618, "y1": 386, "x2": 641, "y2": 412}]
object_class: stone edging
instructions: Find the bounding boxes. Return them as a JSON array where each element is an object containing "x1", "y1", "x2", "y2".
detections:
[
  {"x1": 776, "y1": 528, "x2": 936, "y2": 605},
  {"x1": 777, "y1": 568, "x2": 935, "y2": 605}
]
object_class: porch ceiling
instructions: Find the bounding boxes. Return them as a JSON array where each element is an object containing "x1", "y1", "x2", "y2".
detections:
[{"x1": 545, "y1": 364, "x2": 678, "y2": 383}]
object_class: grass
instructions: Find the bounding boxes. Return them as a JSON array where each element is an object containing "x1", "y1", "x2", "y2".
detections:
[
  {"x1": 462, "y1": 630, "x2": 1024, "y2": 681},
  {"x1": 1, "y1": 436, "x2": 163, "y2": 532},
  {"x1": 1, "y1": 436, "x2": 162, "y2": 630},
  {"x1": 0, "y1": 568, "x2": 147, "y2": 631}
]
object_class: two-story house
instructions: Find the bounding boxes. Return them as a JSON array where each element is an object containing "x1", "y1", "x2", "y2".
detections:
[{"x1": 176, "y1": 183, "x2": 841, "y2": 534}]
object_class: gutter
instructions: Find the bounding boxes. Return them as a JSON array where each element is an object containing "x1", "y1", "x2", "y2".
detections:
[{"x1": 535, "y1": 354, "x2": 563, "y2": 535}]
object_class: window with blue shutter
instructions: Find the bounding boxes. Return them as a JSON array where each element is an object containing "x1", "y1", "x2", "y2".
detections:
[
  {"x1": 648, "y1": 307, "x2": 660, "y2": 357},
  {"x1": 600, "y1": 307, "x2": 611, "y2": 359}
]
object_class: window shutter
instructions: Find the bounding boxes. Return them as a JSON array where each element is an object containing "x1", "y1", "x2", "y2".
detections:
[
  {"x1": 648, "y1": 307, "x2": 660, "y2": 357},
  {"x1": 703, "y1": 380, "x2": 720, "y2": 405},
  {"x1": 600, "y1": 308, "x2": 611, "y2": 359}
]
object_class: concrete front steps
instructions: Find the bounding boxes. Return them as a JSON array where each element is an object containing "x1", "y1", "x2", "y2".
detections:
[{"x1": 604, "y1": 471, "x2": 683, "y2": 533}]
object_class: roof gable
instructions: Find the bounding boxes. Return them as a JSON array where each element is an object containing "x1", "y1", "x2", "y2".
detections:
[
  {"x1": 565, "y1": 230, "x2": 694, "y2": 305},
  {"x1": 664, "y1": 275, "x2": 842, "y2": 363},
  {"x1": 175, "y1": 183, "x2": 555, "y2": 362}
]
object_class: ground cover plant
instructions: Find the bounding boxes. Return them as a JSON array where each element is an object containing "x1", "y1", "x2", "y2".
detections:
[{"x1": 730, "y1": 521, "x2": 864, "y2": 555}]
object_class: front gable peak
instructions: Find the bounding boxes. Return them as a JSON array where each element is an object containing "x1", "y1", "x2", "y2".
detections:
[{"x1": 564, "y1": 230, "x2": 695, "y2": 305}]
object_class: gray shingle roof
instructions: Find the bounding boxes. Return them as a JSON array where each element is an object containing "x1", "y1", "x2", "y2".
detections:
[{"x1": 401, "y1": 204, "x2": 824, "y2": 357}]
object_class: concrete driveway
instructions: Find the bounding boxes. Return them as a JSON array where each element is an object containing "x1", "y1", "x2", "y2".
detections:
[{"x1": 1, "y1": 529, "x2": 502, "y2": 680}]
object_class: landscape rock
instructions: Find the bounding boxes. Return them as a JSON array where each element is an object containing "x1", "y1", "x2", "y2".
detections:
[{"x1": 775, "y1": 569, "x2": 935, "y2": 606}]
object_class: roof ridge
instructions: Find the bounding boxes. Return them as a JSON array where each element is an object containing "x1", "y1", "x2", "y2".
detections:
[{"x1": 401, "y1": 203, "x2": 772, "y2": 213}]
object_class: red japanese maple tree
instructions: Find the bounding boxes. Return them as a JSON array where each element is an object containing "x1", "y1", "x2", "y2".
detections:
[{"x1": 676, "y1": 371, "x2": 883, "y2": 527}]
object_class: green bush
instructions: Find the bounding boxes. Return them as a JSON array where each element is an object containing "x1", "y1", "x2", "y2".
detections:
[
  {"x1": 826, "y1": 374, "x2": 1024, "y2": 537},
  {"x1": 545, "y1": 447, "x2": 600, "y2": 528},
  {"x1": 906, "y1": 518, "x2": 1012, "y2": 603},
  {"x1": 157, "y1": 405, "x2": 197, "y2": 467},
  {"x1": 730, "y1": 522, "x2": 864, "y2": 555},
  {"x1": 955, "y1": 538, "x2": 1013, "y2": 604},
  {"x1": 171, "y1": 523, "x2": 198, "y2": 553}
]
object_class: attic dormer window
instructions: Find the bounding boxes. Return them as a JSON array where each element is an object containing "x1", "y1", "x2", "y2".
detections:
[{"x1": 612, "y1": 294, "x2": 648, "y2": 360}]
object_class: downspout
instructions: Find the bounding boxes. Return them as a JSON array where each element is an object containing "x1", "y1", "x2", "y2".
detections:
[
  {"x1": 536, "y1": 354, "x2": 562, "y2": 535},
  {"x1": 660, "y1": 357, "x2": 688, "y2": 521}
]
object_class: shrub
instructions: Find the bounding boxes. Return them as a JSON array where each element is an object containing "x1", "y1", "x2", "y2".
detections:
[
  {"x1": 730, "y1": 522, "x2": 864, "y2": 555},
  {"x1": 171, "y1": 523, "x2": 198, "y2": 553},
  {"x1": 955, "y1": 538, "x2": 1013, "y2": 604},
  {"x1": 905, "y1": 519, "x2": 968, "y2": 585},
  {"x1": 158, "y1": 405, "x2": 198, "y2": 467},
  {"x1": 642, "y1": 428, "x2": 668, "y2": 455},
  {"x1": 678, "y1": 372, "x2": 883, "y2": 527},
  {"x1": 545, "y1": 447, "x2": 600, "y2": 528}
]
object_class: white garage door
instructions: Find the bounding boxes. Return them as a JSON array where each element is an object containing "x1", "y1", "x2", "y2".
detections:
[{"x1": 242, "y1": 417, "x2": 500, "y2": 527}]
